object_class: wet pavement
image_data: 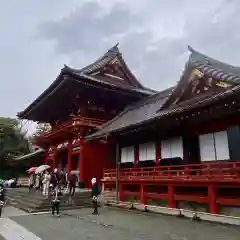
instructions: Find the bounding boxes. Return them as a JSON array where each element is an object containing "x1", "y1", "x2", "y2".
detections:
[{"x1": 4, "y1": 207, "x2": 240, "y2": 240}]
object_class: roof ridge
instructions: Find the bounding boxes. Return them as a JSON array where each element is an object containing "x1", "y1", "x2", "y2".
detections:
[
  {"x1": 188, "y1": 45, "x2": 240, "y2": 76},
  {"x1": 64, "y1": 43, "x2": 120, "y2": 74}
]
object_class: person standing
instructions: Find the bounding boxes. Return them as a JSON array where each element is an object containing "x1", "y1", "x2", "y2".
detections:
[
  {"x1": 28, "y1": 174, "x2": 34, "y2": 193},
  {"x1": 42, "y1": 171, "x2": 51, "y2": 196},
  {"x1": 35, "y1": 174, "x2": 40, "y2": 191},
  {"x1": 68, "y1": 173, "x2": 77, "y2": 197},
  {"x1": 50, "y1": 170, "x2": 57, "y2": 189},
  {"x1": 91, "y1": 178, "x2": 101, "y2": 215},
  {"x1": 50, "y1": 186, "x2": 62, "y2": 217},
  {"x1": 0, "y1": 184, "x2": 5, "y2": 217}
]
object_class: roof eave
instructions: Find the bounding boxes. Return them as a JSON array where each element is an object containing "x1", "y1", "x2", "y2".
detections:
[
  {"x1": 17, "y1": 69, "x2": 66, "y2": 119},
  {"x1": 86, "y1": 85, "x2": 240, "y2": 141}
]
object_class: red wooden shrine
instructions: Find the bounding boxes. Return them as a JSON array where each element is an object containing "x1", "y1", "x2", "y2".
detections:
[
  {"x1": 86, "y1": 46, "x2": 240, "y2": 215},
  {"x1": 18, "y1": 44, "x2": 240, "y2": 215},
  {"x1": 17, "y1": 44, "x2": 154, "y2": 188}
]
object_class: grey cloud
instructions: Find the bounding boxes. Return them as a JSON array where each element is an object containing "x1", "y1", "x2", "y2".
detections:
[
  {"x1": 37, "y1": 0, "x2": 240, "y2": 91},
  {"x1": 40, "y1": 1, "x2": 141, "y2": 55}
]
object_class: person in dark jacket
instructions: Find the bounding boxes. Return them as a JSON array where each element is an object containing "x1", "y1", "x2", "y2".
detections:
[
  {"x1": 68, "y1": 173, "x2": 77, "y2": 197},
  {"x1": 50, "y1": 169, "x2": 59, "y2": 189},
  {"x1": 0, "y1": 184, "x2": 5, "y2": 217},
  {"x1": 91, "y1": 178, "x2": 101, "y2": 215},
  {"x1": 50, "y1": 186, "x2": 62, "y2": 217}
]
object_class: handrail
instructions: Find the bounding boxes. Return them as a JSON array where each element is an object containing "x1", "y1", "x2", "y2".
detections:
[{"x1": 102, "y1": 162, "x2": 240, "y2": 182}]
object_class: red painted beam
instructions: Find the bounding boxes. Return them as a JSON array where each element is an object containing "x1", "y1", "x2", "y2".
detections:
[
  {"x1": 175, "y1": 194, "x2": 209, "y2": 203},
  {"x1": 216, "y1": 198, "x2": 240, "y2": 206},
  {"x1": 144, "y1": 193, "x2": 168, "y2": 200},
  {"x1": 122, "y1": 191, "x2": 140, "y2": 196}
]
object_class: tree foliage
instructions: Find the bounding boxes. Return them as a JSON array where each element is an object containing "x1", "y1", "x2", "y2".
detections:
[{"x1": 0, "y1": 117, "x2": 30, "y2": 169}]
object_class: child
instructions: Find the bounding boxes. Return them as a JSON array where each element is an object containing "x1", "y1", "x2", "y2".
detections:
[
  {"x1": 50, "y1": 187, "x2": 62, "y2": 217},
  {"x1": 0, "y1": 184, "x2": 5, "y2": 217}
]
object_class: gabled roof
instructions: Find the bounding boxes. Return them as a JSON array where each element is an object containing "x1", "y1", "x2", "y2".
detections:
[
  {"x1": 86, "y1": 46, "x2": 240, "y2": 140},
  {"x1": 64, "y1": 43, "x2": 147, "y2": 90},
  {"x1": 160, "y1": 46, "x2": 240, "y2": 109},
  {"x1": 18, "y1": 44, "x2": 156, "y2": 120}
]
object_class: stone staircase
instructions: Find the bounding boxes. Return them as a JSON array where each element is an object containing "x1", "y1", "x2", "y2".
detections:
[
  {"x1": 6, "y1": 188, "x2": 92, "y2": 213},
  {"x1": 102, "y1": 191, "x2": 116, "y2": 203}
]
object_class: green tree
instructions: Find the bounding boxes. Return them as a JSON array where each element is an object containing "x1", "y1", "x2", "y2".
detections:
[{"x1": 0, "y1": 117, "x2": 30, "y2": 174}]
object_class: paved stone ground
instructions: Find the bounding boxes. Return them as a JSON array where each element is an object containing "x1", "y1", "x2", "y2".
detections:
[
  {"x1": 2, "y1": 206, "x2": 26, "y2": 218},
  {"x1": 5, "y1": 207, "x2": 240, "y2": 240}
]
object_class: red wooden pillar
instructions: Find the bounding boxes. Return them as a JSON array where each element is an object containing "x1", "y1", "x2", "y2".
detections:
[
  {"x1": 168, "y1": 185, "x2": 176, "y2": 208},
  {"x1": 208, "y1": 185, "x2": 217, "y2": 214},
  {"x1": 156, "y1": 142, "x2": 161, "y2": 165},
  {"x1": 134, "y1": 145, "x2": 139, "y2": 168},
  {"x1": 67, "y1": 140, "x2": 72, "y2": 176},
  {"x1": 79, "y1": 138, "x2": 85, "y2": 183},
  {"x1": 140, "y1": 184, "x2": 146, "y2": 205}
]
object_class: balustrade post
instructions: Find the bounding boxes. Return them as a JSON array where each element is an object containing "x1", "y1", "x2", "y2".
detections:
[
  {"x1": 208, "y1": 185, "x2": 217, "y2": 214},
  {"x1": 168, "y1": 185, "x2": 176, "y2": 208},
  {"x1": 140, "y1": 184, "x2": 146, "y2": 205},
  {"x1": 115, "y1": 143, "x2": 120, "y2": 201}
]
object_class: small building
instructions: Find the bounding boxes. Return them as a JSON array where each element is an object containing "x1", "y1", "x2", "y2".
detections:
[{"x1": 86, "y1": 46, "x2": 240, "y2": 215}]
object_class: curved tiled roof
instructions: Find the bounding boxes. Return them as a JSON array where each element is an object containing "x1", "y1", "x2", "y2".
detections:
[
  {"x1": 188, "y1": 46, "x2": 240, "y2": 83},
  {"x1": 86, "y1": 46, "x2": 240, "y2": 140},
  {"x1": 18, "y1": 44, "x2": 156, "y2": 120},
  {"x1": 85, "y1": 87, "x2": 173, "y2": 140}
]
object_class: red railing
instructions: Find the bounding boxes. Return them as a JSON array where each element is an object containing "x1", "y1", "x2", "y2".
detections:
[
  {"x1": 72, "y1": 116, "x2": 106, "y2": 128},
  {"x1": 35, "y1": 117, "x2": 106, "y2": 139},
  {"x1": 102, "y1": 162, "x2": 240, "y2": 182}
]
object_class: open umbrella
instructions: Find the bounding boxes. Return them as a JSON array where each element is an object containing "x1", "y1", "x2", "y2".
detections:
[
  {"x1": 70, "y1": 170, "x2": 79, "y2": 175},
  {"x1": 35, "y1": 165, "x2": 50, "y2": 174},
  {"x1": 27, "y1": 167, "x2": 37, "y2": 174}
]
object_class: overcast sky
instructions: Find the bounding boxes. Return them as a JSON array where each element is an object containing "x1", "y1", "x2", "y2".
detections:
[{"x1": 0, "y1": 0, "x2": 239, "y2": 133}]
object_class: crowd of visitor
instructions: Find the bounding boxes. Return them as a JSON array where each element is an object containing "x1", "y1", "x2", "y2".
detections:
[
  {"x1": 0, "y1": 168, "x2": 101, "y2": 217},
  {"x1": 28, "y1": 168, "x2": 101, "y2": 216}
]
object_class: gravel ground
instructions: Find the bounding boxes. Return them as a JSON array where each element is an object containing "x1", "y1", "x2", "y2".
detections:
[{"x1": 9, "y1": 207, "x2": 240, "y2": 240}]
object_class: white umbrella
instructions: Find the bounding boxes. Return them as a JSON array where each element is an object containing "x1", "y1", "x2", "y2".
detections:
[
  {"x1": 70, "y1": 170, "x2": 79, "y2": 175},
  {"x1": 35, "y1": 165, "x2": 50, "y2": 174}
]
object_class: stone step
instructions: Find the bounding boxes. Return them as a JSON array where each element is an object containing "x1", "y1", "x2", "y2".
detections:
[
  {"x1": 7, "y1": 198, "x2": 92, "y2": 213},
  {"x1": 6, "y1": 188, "x2": 92, "y2": 213}
]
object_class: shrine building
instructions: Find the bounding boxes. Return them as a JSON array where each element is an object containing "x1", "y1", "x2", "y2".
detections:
[
  {"x1": 86, "y1": 46, "x2": 240, "y2": 215},
  {"x1": 17, "y1": 44, "x2": 155, "y2": 188},
  {"x1": 18, "y1": 44, "x2": 240, "y2": 214}
]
